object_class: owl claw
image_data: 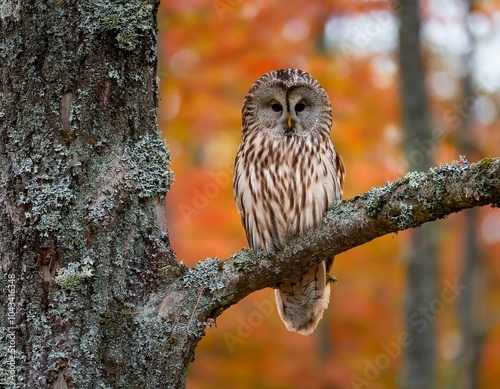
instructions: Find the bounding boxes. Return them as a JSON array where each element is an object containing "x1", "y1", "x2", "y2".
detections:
[{"x1": 326, "y1": 274, "x2": 338, "y2": 284}]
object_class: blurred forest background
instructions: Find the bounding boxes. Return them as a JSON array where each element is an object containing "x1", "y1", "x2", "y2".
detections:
[{"x1": 157, "y1": 0, "x2": 500, "y2": 388}]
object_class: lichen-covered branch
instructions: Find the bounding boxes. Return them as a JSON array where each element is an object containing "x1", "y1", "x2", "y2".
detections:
[{"x1": 208, "y1": 157, "x2": 500, "y2": 311}]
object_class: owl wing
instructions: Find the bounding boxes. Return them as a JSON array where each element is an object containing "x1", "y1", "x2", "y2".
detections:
[
  {"x1": 233, "y1": 134, "x2": 289, "y2": 252},
  {"x1": 334, "y1": 152, "x2": 346, "y2": 191},
  {"x1": 233, "y1": 144, "x2": 256, "y2": 248}
]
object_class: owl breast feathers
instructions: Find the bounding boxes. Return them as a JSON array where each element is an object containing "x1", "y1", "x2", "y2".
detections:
[{"x1": 233, "y1": 68, "x2": 345, "y2": 335}]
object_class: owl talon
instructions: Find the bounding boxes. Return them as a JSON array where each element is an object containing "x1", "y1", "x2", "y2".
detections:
[{"x1": 326, "y1": 274, "x2": 338, "y2": 284}]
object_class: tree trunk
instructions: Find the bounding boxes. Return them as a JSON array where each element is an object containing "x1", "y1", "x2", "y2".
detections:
[
  {"x1": 0, "y1": 1, "x2": 183, "y2": 387},
  {"x1": 397, "y1": 1, "x2": 438, "y2": 388}
]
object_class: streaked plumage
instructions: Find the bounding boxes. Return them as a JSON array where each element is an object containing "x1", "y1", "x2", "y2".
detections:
[{"x1": 233, "y1": 69, "x2": 345, "y2": 335}]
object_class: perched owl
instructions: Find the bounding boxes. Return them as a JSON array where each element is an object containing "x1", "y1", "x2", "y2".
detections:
[{"x1": 233, "y1": 69, "x2": 345, "y2": 335}]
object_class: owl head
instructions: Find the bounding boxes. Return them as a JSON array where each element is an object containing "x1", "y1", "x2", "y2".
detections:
[{"x1": 241, "y1": 68, "x2": 333, "y2": 139}]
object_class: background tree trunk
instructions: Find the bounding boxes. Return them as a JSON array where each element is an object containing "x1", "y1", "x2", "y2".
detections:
[
  {"x1": 397, "y1": 1, "x2": 438, "y2": 388},
  {"x1": 451, "y1": 1, "x2": 488, "y2": 387}
]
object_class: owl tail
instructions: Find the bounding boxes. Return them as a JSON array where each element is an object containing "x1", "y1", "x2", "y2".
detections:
[{"x1": 275, "y1": 259, "x2": 332, "y2": 335}]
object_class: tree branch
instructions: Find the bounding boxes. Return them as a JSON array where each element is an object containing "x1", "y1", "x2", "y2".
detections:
[
  {"x1": 210, "y1": 157, "x2": 500, "y2": 312},
  {"x1": 156, "y1": 157, "x2": 499, "y2": 384}
]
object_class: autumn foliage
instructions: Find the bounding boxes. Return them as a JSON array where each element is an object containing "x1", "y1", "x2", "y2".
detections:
[{"x1": 158, "y1": 1, "x2": 500, "y2": 388}]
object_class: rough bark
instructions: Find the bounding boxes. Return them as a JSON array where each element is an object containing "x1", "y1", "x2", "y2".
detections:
[
  {"x1": 397, "y1": 1, "x2": 439, "y2": 387},
  {"x1": 0, "y1": 0, "x2": 179, "y2": 387},
  {"x1": 1, "y1": 2, "x2": 500, "y2": 389}
]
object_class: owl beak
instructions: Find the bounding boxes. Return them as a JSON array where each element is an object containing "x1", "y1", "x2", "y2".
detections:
[{"x1": 286, "y1": 115, "x2": 294, "y2": 130}]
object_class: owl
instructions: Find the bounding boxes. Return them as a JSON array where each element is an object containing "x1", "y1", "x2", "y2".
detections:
[{"x1": 233, "y1": 69, "x2": 345, "y2": 335}]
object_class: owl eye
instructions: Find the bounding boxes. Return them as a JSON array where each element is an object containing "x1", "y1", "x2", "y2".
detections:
[
  {"x1": 271, "y1": 103, "x2": 283, "y2": 112},
  {"x1": 295, "y1": 103, "x2": 306, "y2": 113}
]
